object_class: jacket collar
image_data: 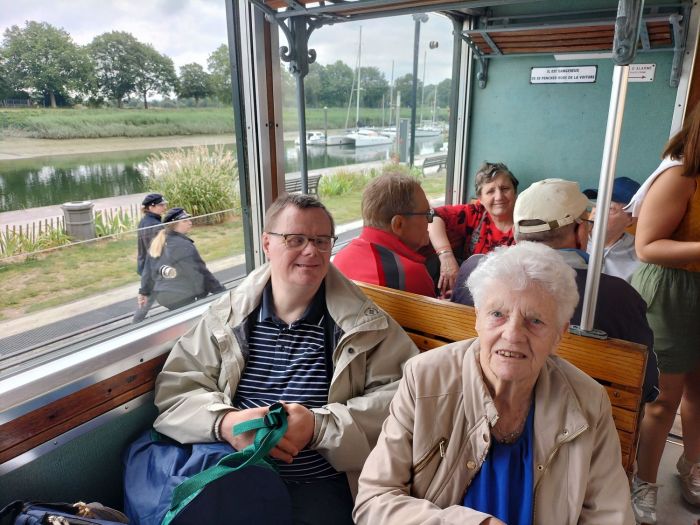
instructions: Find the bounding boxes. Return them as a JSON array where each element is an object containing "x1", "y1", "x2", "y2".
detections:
[
  {"x1": 462, "y1": 340, "x2": 589, "y2": 464},
  {"x1": 359, "y1": 227, "x2": 426, "y2": 263},
  {"x1": 211, "y1": 263, "x2": 388, "y2": 337},
  {"x1": 168, "y1": 230, "x2": 193, "y2": 243},
  {"x1": 258, "y1": 280, "x2": 326, "y2": 326},
  {"x1": 558, "y1": 248, "x2": 588, "y2": 268}
]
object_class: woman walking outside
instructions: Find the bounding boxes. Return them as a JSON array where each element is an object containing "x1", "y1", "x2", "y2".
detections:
[
  {"x1": 135, "y1": 208, "x2": 226, "y2": 321},
  {"x1": 628, "y1": 105, "x2": 700, "y2": 524}
]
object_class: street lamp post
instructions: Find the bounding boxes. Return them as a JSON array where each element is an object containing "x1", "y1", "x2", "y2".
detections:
[
  {"x1": 421, "y1": 41, "x2": 439, "y2": 127},
  {"x1": 420, "y1": 50, "x2": 427, "y2": 125},
  {"x1": 323, "y1": 106, "x2": 328, "y2": 145},
  {"x1": 429, "y1": 41, "x2": 439, "y2": 124},
  {"x1": 410, "y1": 13, "x2": 428, "y2": 168}
]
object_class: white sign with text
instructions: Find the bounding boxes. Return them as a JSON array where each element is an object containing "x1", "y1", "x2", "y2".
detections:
[
  {"x1": 629, "y1": 64, "x2": 656, "y2": 82},
  {"x1": 530, "y1": 66, "x2": 597, "y2": 84}
]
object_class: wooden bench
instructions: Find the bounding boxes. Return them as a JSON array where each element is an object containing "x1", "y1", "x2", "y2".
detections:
[
  {"x1": 285, "y1": 174, "x2": 322, "y2": 194},
  {"x1": 421, "y1": 154, "x2": 447, "y2": 175},
  {"x1": 355, "y1": 281, "x2": 648, "y2": 477}
]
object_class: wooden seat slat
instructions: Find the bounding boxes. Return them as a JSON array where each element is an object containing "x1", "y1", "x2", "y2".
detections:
[
  {"x1": 355, "y1": 281, "x2": 646, "y2": 475},
  {"x1": 611, "y1": 406, "x2": 638, "y2": 434},
  {"x1": 557, "y1": 336, "x2": 646, "y2": 390},
  {"x1": 603, "y1": 386, "x2": 640, "y2": 411}
]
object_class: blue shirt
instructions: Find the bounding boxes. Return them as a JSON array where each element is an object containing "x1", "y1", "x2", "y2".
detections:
[{"x1": 463, "y1": 402, "x2": 535, "y2": 524}]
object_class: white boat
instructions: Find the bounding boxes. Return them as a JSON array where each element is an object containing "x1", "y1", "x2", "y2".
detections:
[
  {"x1": 381, "y1": 127, "x2": 396, "y2": 139},
  {"x1": 414, "y1": 125, "x2": 443, "y2": 137},
  {"x1": 326, "y1": 134, "x2": 354, "y2": 146},
  {"x1": 380, "y1": 125, "x2": 443, "y2": 139},
  {"x1": 344, "y1": 128, "x2": 394, "y2": 147},
  {"x1": 294, "y1": 131, "x2": 327, "y2": 146}
]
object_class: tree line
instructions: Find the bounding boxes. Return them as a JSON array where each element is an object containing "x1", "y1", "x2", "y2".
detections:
[
  {"x1": 282, "y1": 61, "x2": 451, "y2": 111},
  {"x1": 0, "y1": 20, "x2": 451, "y2": 110},
  {"x1": 0, "y1": 21, "x2": 233, "y2": 109}
]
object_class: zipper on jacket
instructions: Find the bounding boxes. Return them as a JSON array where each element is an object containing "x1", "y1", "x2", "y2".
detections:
[
  {"x1": 414, "y1": 438, "x2": 447, "y2": 474},
  {"x1": 533, "y1": 426, "x2": 587, "y2": 491}
]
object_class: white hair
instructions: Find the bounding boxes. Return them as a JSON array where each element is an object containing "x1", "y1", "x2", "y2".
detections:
[{"x1": 466, "y1": 242, "x2": 579, "y2": 326}]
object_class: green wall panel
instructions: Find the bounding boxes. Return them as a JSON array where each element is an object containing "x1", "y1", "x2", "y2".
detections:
[
  {"x1": 466, "y1": 52, "x2": 678, "y2": 198},
  {"x1": 0, "y1": 402, "x2": 157, "y2": 510}
]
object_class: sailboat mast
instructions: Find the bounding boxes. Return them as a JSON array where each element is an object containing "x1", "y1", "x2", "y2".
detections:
[
  {"x1": 356, "y1": 26, "x2": 362, "y2": 128},
  {"x1": 388, "y1": 60, "x2": 395, "y2": 126}
]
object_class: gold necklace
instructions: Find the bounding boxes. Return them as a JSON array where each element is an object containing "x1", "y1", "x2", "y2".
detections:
[
  {"x1": 492, "y1": 423, "x2": 526, "y2": 444},
  {"x1": 492, "y1": 402, "x2": 531, "y2": 444}
]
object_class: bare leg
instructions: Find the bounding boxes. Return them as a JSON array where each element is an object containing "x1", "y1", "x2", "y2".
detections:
[
  {"x1": 680, "y1": 363, "x2": 700, "y2": 462},
  {"x1": 637, "y1": 372, "x2": 685, "y2": 483}
]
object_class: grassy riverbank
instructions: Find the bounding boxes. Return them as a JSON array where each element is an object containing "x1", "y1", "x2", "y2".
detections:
[
  {"x1": 0, "y1": 108, "x2": 237, "y2": 139},
  {"x1": 0, "y1": 106, "x2": 448, "y2": 140}
]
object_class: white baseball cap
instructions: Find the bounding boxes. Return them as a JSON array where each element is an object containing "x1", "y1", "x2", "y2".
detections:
[{"x1": 514, "y1": 179, "x2": 592, "y2": 234}]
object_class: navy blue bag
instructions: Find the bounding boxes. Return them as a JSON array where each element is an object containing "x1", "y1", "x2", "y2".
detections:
[
  {"x1": 123, "y1": 403, "x2": 292, "y2": 525},
  {"x1": 122, "y1": 431, "x2": 232, "y2": 525}
]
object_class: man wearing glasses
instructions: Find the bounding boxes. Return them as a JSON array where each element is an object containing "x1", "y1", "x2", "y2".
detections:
[
  {"x1": 334, "y1": 173, "x2": 437, "y2": 297},
  {"x1": 153, "y1": 193, "x2": 418, "y2": 524}
]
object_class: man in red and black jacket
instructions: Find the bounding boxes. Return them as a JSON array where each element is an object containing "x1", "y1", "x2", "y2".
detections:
[{"x1": 334, "y1": 173, "x2": 436, "y2": 298}]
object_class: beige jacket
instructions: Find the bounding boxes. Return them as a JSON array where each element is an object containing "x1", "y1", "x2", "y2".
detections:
[
  {"x1": 354, "y1": 339, "x2": 634, "y2": 525},
  {"x1": 153, "y1": 263, "x2": 418, "y2": 490}
]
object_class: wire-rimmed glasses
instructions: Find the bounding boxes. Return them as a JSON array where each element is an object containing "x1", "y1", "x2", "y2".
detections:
[{"x1": 266, "y1": 232, "x2": 338, "y2": 252}]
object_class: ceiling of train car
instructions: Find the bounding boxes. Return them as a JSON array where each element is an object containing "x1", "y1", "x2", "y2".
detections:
[{"x1": 259, "y1": 0, "x2": 536, "y2": 21}]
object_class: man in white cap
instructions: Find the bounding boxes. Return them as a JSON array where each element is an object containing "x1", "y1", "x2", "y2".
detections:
[{"x1": 452, "y1": 178, "x2": 658, "y2": 406}]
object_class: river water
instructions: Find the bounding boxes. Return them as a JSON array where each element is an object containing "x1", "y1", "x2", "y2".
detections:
[{"x1": 0, "y1": 138, "x2": 444, "y2": 212}]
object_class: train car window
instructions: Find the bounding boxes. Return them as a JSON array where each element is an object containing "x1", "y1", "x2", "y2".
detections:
[
  {"x1": 0, "y1": 2, "x2": 242, "y2": 377},
  {"x1": 281, "y1": 15, "x2": 454, "y2": 230}
]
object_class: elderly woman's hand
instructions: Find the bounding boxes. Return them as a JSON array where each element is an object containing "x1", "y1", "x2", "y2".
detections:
[{"x1": 437, "y1": 251, "x2": 459, "y2": 297}]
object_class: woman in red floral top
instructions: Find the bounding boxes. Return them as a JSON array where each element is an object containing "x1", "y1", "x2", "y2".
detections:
[{"x1": 428, "y1": 162, "x2": 518, "y2": 296}]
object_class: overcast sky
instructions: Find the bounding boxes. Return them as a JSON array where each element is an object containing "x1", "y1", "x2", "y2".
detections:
[{"x1": 0, "y1": 0, "x2": 454, "y2": 85}]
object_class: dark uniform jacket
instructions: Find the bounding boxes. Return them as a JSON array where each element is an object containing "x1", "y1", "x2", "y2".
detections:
[
  {"x1": 137, "y1": 211, "x2": 163, "y2": 275},
  {"x1": 139, "y1": 231, "x2": 225, "y2": 309}
]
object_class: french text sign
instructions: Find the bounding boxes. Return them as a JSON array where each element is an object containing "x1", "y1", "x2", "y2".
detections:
[
  {"x1": 629, "y1": 64, "x2": 656, "y2": 82},
  {"x1": 530, "y1": 66, "x2": 597, "y2": 84}
]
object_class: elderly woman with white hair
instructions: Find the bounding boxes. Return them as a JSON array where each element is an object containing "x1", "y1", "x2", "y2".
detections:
[{"x1": 353, "y1": 242, "x2": 634, "y2": 525}]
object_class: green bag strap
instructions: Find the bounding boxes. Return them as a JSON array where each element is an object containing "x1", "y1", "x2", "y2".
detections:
[{"x1": 161, "y1": 403, "x2": 288, "y2": 525}]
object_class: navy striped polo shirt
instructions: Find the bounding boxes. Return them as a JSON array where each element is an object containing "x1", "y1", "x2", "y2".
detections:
[{"x1": 233, "y1": 282, "x2": 339, "y2": 481}]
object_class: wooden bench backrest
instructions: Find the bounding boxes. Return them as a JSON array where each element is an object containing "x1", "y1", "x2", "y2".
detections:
[
  {"x1": 421, "y1": 154, "x2": 447, "y2": 174},
  {"x1": 285, "y1": 174, "x2": 322, "y2": 194},
  {"x1": 355, "y1": 281, "x2": 647, "y2": 475}
]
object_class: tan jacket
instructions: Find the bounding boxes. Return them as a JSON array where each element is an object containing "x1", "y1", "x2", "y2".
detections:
[
  {"x1": 354, "y1": 339, "x2": 635, "y2": 525},
  {"x1": 153, "y1": 263, "x2": 418, "y2": 490}
]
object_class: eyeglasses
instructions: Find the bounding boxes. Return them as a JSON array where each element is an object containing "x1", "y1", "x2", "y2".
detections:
[
  {"x1": 397, "y1": 209, "x2": 436, "y2": 223},
  {"x1": 266, "y1": 232, "x2": 337, "y2": 252}
]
